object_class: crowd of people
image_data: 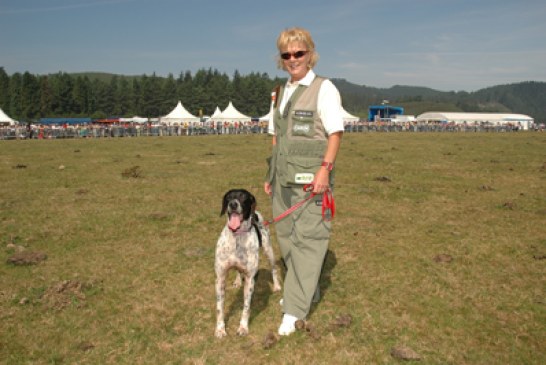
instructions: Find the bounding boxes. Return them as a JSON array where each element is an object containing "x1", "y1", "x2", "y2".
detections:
[
  {"x1": 0, "y1": 119, "x2": 543, "y2": 140},
  {"x1": 342, "y1": 120, "x2": 543, "y2": 133},
  {"x1": 0, "y1": 120, "x2": 269, "y2": 140}
]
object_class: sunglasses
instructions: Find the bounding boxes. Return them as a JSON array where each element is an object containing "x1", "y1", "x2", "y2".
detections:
[{"x1": 280, "y1": 50, "x2": 308, "y2": 60}]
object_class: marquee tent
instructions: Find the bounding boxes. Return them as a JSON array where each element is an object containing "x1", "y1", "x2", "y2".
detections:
[
  {"x1": 417, "y1": 112, "x2": 534, "y2": 130},
  {"x1": 160, "y1": 101, "x2": 200, "y2": 125},
  {"x1": 210, "y1": 101, "x2": 251, "y2": 123},
  {"x1": 210, "y1": 106, "x2": 222, "y2": 119},
  {"x1": 0, "y1": 107, "x2": 17, "y2": 126},
  {"x1": 119, "y1": 116, "x2": 148, "y2": 123},
  {"x1": 259, "y1": 108, "x2": 272, "y2": 122},
  {"x1": 391, "y1": 115, "x2": 416, "y2": 123},
  {"x1": 341, "y1": 107, "x2": 359, "y2": 123}
]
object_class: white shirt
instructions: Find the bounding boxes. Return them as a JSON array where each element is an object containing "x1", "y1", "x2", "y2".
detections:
[{"x1": 268, "y1": 70, "x2": 344, "y2": 135}]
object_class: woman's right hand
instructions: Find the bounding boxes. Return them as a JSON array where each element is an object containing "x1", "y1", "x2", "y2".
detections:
[{"x1": 264, "y1": 182, "x2": 272, "y2": 196}]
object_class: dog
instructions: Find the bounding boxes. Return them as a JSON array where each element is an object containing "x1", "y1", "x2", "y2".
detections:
[{"x1": 215, "y1": 189, "x2": 281, "y2": 338}]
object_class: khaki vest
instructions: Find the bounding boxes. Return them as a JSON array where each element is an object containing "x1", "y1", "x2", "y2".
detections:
[{"x1": 272, "y1": 76, "x2": 331, "y2": 186}]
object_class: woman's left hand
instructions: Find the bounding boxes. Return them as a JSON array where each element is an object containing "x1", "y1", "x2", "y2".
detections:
[{"x1": 312, "y1": 167, "x2": 330, "y2": 193}]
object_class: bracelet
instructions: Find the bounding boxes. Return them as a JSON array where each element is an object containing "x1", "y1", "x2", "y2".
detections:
[{"x1": 321, "y1": 161, "x2": 334, "y2": 171}]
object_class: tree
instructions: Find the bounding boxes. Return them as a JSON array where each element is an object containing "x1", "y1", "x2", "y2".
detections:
[
  {"x1": 104, "y1": 76, "x2": 118, "y2": 115},
  {"x1": 39, "y1": 76, "x2": 53, "y2": 117},
  {"x1": 21, "y1": 72, "x2": 40, "y2": 120},
  {"x1": 51, "y1": 72, "x2": 74, "y2": 115},
  {"x1": 177, "y1": 71, "x2": 193, "y2": 109},
  {"x1": 72, "y1": 76, "x2": 90, "y2": 116},
  {"x1": 117, "y1": 77, "x2": 133, "y2": 116},
  {"x1": 139, "y1": 73, "x2": 162, "y2": 117},
  {"x1": 161, "y1": 73, "x2": 178, "y2": 115},
  {"x1": 206, "y1": 70, "x2": 231, "y2": 115},
  {"x1": 9, "y1": 73, "x2": 22, "y2": 120},
  {"x1": 0, "y1": 67, "x2": 10, "y2": 112},
  {"x1": 231, "y1": 70, "x2": 243, "y2": 108}
]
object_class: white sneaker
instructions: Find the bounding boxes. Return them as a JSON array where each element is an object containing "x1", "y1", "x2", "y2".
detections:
[{"x1": 278, "y1": 314, "x2": 298, "y2": 336}]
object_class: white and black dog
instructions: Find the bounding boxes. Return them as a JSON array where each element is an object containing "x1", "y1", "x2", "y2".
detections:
[{"x1": 215, "y1": 189, "x2": 281, "y2": 338}]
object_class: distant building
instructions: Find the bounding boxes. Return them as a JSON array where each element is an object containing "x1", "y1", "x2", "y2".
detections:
[
  {"x1": 39, "y1": 118, "x2": 92, "y2": 125},
  {"x1": 416, "y1": 112, "x2": 534, "y2": 130},
  {"x1": 368, "y1": 105, "x2": 404, "y2": 121}
]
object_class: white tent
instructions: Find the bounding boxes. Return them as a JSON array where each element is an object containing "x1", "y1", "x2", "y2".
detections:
[
  {"x1": 210, "y1": 101, "x2": 251, "y2": 123},
  {"x1": 417, "y1": 112, "x2": 534, "y2": 130},
  {"x1": 341, "y1": 107, "x2": 359, "y2": 123},
  {"x1": 210, "y1": 106, "x2": 222, "y2": 119},
  {"x1": 160, "y1": 101, "x2": 200, "y2": 125},
  {"x1": 119, "y1": 116, "x2": 148, "y2": 124},
  {"x1": 0, "y1": 107, "x2": 17, "y2": 126},
  {"x1": 391, "y1": 115, "x2": 416, "y2": 123},
  {"x1": 259, "y1": 108, "x2": 272, "y2": 122}
]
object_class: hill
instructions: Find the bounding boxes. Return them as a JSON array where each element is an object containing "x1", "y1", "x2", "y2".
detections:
[
  {"x1": 70, "y1": 72, "x2": 545, "y2": 121},
  {"x1": 50, "y1": 72, "x2": 546, "y2": 121},
  {"x1": 0, "y1": 67, "x2": 543, "y2": 122},
  {"x1": 332, "y1": 79, "x2": 546, "y2": 121}
]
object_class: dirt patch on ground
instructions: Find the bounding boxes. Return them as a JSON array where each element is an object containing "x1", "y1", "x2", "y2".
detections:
[
  {"x1": 391, "y1": 345, "x2": 422, "y2": 361},
  {"x1": 6, "y1": 251, "x2": 47, "y2": 265},
  {"x1": 121, "y1": 165, "x2": 143, "y2": 178},
  {"x1": 433, "y1": 253, "x2": 454, "y2": 263},
  {"x1": 42, "y1": 280, "x2": 96, "y2": 310}
]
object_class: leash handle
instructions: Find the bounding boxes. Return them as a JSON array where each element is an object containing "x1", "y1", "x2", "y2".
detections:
[
  {"x1": 305, "y1": 184, "x2": 335, "y2": 221},
  {"x1": 321, "y1": 188, "x2": 335, "y2": 221}
]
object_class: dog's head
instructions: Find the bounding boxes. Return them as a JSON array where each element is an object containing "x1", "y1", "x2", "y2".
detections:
[{"x1": 220, "y1": 189, "x2": 256, "y2": 232}]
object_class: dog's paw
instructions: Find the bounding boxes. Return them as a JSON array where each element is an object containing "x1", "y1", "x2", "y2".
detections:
[
  {"x1": 215, "y1": 325, "x2": 227, "y2": 339},
  {"x1": 236, "y1": 325, "x2": 249, "y2": 336}
]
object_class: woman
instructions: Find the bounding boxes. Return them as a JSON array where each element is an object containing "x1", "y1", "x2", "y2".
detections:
[{"x1": 264, "y1": 27, "x2": 344, "y2": 336}]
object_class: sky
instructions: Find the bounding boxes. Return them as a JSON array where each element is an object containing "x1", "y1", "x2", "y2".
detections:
[{"x1": 1, "y1": 0, "x2": 545, "y2": 92}]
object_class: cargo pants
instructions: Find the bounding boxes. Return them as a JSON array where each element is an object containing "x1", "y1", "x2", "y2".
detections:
[{"x1": 272, "y1": 177, "x2": 331, "y2": 320}]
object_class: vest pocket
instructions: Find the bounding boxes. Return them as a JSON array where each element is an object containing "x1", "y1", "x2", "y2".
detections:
[
  {"x1": 280, "y1": 155, "x2": 322, "y2": 186},
  {"x1": 291, "y1": 112, "x2": 315, "y2": 138}
]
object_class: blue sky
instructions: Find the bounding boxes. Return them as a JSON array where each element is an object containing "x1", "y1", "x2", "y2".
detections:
[{"x1": 1, "y1": 0, "x2": 545, "y2": 92}]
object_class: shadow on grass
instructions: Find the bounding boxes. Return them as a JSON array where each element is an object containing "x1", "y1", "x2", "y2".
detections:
[{"x1": 224, "y1": 268, "x2": 283, "y2": 327}]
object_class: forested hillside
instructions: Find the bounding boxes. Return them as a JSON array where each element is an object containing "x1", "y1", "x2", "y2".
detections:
[
  {"x1": 0, "y1": 67, "x2": 544, "y2": 122},
  {"x1": 336, "y1": 79, "x2": 546, "y2": 121},
  {"x1": 0, "y1": 68, "x2": 282, "y2": 122}
]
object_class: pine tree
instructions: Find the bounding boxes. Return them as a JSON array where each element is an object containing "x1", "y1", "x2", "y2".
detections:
[
  {"x1": 9, "y1": 73, "x2": 22, "y2": 120},
  {"x1": 0, "y1": 67, "x2": 10, "y2": 112}
]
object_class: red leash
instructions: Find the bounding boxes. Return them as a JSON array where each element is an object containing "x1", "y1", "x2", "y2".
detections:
[{"x1": 264, "y1": 184, "x2": 335, "y2": 226}]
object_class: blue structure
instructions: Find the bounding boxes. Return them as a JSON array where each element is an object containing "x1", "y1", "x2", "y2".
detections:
[
  {"x1": 39, "y1": 118, "x2": 92, "y2": 125},
  {"x1": 368, "y1": 105, "x2": 404, "y2": 121}
]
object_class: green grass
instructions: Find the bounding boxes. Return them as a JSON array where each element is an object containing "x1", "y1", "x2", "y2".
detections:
[{"x1": 1, "y1": 133, "x2": 545, "y2": 364}]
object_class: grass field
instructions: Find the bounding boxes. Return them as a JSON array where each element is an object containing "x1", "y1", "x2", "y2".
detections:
[{"x1": 1, "y1": 132, "x2": 545, "y2": 364}]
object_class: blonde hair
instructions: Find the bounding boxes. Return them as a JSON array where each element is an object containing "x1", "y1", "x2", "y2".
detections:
[{"x1": 276, "y1": 27, "x2": 319, "y2": 70}]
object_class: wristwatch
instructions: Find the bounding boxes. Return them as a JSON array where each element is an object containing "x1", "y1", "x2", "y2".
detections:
[{"x1": 321, "y1": 161, "x2": 334, "y2": 171}]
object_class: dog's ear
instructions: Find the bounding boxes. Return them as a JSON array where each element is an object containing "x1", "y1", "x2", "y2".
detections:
[
  {"x1": 220, "y1": 191, "x2": 230, "y2": 216},
  {"x1": 245, "y1": 192, "x2": 257, "y2": 220},
  {"x1": 251, "y1": 197, "x2": 256, "y2": 214}
]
